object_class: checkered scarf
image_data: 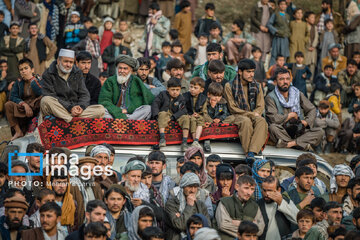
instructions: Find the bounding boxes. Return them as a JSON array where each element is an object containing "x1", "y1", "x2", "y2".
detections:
[
  {"x1": 330, "y1": 164, "x2": 354, "y2": 193},
  {"x1": 231, "y1": 74, "x2": 259, "y2": 111},
  {"x1": 85, "y1": 37, "x2": 103, "y2": 72},
  {"x1": 316, "y1": 12, "x2": 333, "y2": 33}
]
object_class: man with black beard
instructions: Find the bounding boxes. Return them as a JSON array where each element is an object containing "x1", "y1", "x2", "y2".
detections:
[
  {"x1": 99, "y1": 54, "x2": 154, "y2": 119},
  {"x1": 0, "y1": 194, "x2": 30, "y2": 239},
  {"x1": 315, "y1": 0, "x2": 345, "y2": 34},
  {"x1": 203, "y1": 60, "x2": 228, "y2": 95},
  {"x1": 136, "y1": 57, "x2": 165, "y2": 97},
  {"x1": 50, "y1": 170, "x2": 77, "y2": 233},
  {"x1": 265, "y1": 68, "x2": 323, "y2": 150},
  {"x1": 257, "y1": 176, "x2": 298, "y2": 240},
  {"x1": 70, "y1": 157, "x2": 103, "y2": 227},
  {"x1": 164, "y1": 58, "x2": 190, "y2": 94},
  {"x1": 343, "y1": 177, "x2": 360, "y2": 216},
  {"x1": 40, "y1": 48, "x2": 105, "y2": 124}
]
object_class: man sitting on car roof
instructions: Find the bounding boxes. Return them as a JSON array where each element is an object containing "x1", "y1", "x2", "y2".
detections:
[{"x1": 99, "y1": 54, "x2": 154, "y2": 120}]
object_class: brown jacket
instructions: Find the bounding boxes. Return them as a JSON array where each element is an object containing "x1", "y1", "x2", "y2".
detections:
[
  {"x1": 21, "y1": 228, "x2": 45, "y2": 240},
  {"x1": 3, "y1": 0, "x2": 11, "y2": 11},
  {"x1": 70, "y1": 182, "x2": 103, "y2": 226},
  {"x1": 322, "y1": 55, "x2": 347, "y2": 77},
  {"x1": 223, "y1": 81, "x2": 265, "y2": 117}
]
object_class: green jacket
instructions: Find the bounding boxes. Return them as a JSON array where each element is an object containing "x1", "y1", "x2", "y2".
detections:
[
  {"x1": 98, "y1": 75, "x2": 154, "y2": 119},
  {"x1": 191, "y1": 61, "x2": 237, "y2": 82}
]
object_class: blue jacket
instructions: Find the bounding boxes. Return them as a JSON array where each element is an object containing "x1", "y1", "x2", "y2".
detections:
[{"x1": 9, "y1": 75, "x2": 43, "y2": 104}]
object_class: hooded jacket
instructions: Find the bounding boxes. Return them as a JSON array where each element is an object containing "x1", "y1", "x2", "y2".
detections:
[
  {"x1": 211, "y1": 164, "x2": 236, "y2": 204},
  {"x1": 127, "y1": 205, "x2": 157, "y2": 240},
  {"x1": 184, "y1": 147, "x2": 207, "y2": 187},
  {"x1": 184, "y1": 214, "x2": 209, "y2": 240}
]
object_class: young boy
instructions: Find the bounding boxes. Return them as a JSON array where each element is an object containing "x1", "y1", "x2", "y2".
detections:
[
  {"x1": 289, "y1": 8, "x2": 309, "y2": 63},
  {"x1": 319, "y1": 19, "x2": 339, "y2": 69},
  {"x1": 102, "y1": 32, "x2": 132, "y2": 76},
  {"x1": 327, "y1": 83, "x2": 342, "y2": 122},
  {"x1": 183, "y1": 77, "x2": 207, "y2": 149},
  {"x1": 0, "y1": 21, "x2": 24, "y2": 79},
  {"x1": 314, "y1": 100, "x2": 340, "y2": 153},
  {"x1": 266, "y1": 55, "x2": 286, "y2": 82},
  {"x1": 252, "y1": 47, "x2": 266, "y2": 87},
  {"x1": 311, "y1": 64, "x2": 338, "y2": 106},
  {"x1": 174, "y1": 0, "x2": 192, "y2": 53},
  {"x1": 292, "y1": 209, "x2": 315, "y2": 239},
  {"x1": 287, "y1": 51, "x2": 312, "y2": 97},
  {"x1": 118, "y1": 20, "x2": 133, "y2": 49},
  {"x1": 169, "y1": 29, "x2": 179, "y2": 43},
  {"x1": 170, "y1": 40, "x2": 185, "y2": 65},
  {"x1": 99, "y1": 72, "x2": 108, "y2": 86},
  {"x1": 184, "y1": 34, "x2": 208, "y2": 71},
  {"x1": 304, "y1": 11, "x2": 318, "y2": 80},
  {"x1": 236, "y1": 221, "x2": 259, "y2": 240},
  {"x1": 203, "y1": 82, "x2": 232, "y2": 152},
  {"x1": 157, "y1": 41, "x2": 172, "y2": 80},
  {"x1": 194, "y1": 2, "x2": 222, "y2": 38},
  {"x1": 151, "y1": 77, "x2": 190, "y2": 151},
  {"x1": 64, "y1": 11, "x2": 84, "y2": 48},
  {"x1": 83, "y1": 16, "x2": 93, "y2": 30},
  {"x1": 348, "y1": 82, "x2": 360, "y2": 113},
  {"x1": 267, "y1": 0, "x2": 291, "y2": 65},
  {"x1": 0, "y1": 11, "x2": 9, "y2": 38},
  {"x1": 186, "y1": 215, "x2": 206, "y2": 240},
  {"x1": 209, "y1": 22, "x2": 223, "y2": 45},
  {"x1": 352, "y1": 51, "x2": 360, "y2": 69}
]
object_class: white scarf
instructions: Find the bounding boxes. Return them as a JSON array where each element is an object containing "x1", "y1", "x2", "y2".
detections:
[{"x1": 146, "y1": 10, "x2": 163, "y2": 54}]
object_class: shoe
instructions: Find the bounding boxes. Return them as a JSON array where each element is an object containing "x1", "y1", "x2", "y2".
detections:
[
  {"x1": 276, "y1": 139, "x2": 287, "y2": 148},
  {"x1": 159, "y1": 138, "x2": 166, "y2": 147},
  {"x1": 191, "y1": 141, "x2": 202, "y2": 149},
  {"x1": 203, "y1": 140, "x2": 211, "y2": 153},
  {"x1": 324, "y1": 143, "x2": 332, "y2": 154},
  {"x1": 181, "y1": 142, "x2": 188, "y2": 152},
  {"x1": 245, "y1": 156, "x2": 256, "y2": 168},
  {"x1": 304, "y1": 144, "x2": 314, "y2": 152}
]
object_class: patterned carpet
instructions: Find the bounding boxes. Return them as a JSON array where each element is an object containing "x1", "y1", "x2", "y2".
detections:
[{"x1": 38, "y1": 116, "x2": 241, "y2": 150}]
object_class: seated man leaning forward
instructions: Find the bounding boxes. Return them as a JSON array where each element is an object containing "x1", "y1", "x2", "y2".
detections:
[
  {"x1": 265, "y1": 68, "x2": 323, "y2": 150},
  {"x1": 40, "y1": 49, "x2": 105, "y2": 123},
  {"x1": 99, "y1": 54, "x2": 154, "y2": 119}
]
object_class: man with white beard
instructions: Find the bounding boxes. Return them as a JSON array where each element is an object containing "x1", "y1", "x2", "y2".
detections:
[
  {"x1": 121, "y1": 159, "x2": 150, "y2": 207},
  {"x1": 40, "y1": 49, "x2": 105, "y2": 123},
  {"x1": 99, "y1": 54, "x2": 155, "y2": 119}
]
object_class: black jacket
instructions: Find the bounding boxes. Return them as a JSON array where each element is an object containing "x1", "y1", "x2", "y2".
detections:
[
  {"x1": 151, "y1": 91, "x2": 187, "y2": 120},
  {"x1": 84, "y1": 73, "x2": 101, "y2": 105},
  {"x1": 42, "y1": 61, "x2": 90, "y2": 112},
  {"x1": 257, "y1": 198, "x2": 297, "y2": 240},
  {"x1": 183, "y1": 92, "x2": 207, "y2": 115},
  {"x1": 102, "y1": 44, "x2": 132, "y2": 76},
  {"x1": 65, "y1": 223, "x2": 85, "y2": 240}
]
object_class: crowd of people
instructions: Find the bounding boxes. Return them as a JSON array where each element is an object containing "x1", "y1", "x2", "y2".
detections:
[
  {"x1": 1, "y1": 144, "x2": 360, "y2": 240},
  {"x1": 1, "y1": 0, "x2": 360, "y2": 239}
]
